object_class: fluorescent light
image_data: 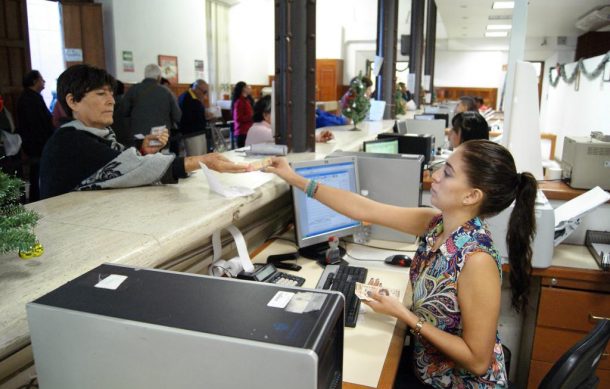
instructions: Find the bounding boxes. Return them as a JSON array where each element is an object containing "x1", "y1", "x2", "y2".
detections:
[
  {"x1": 487, "y1": 24, "x2": 512, "y2": 30},
  {"x1": 492, "y1": 1, "x2": 514, "y2": 9},
  {"x1": 485, "y1": 31, "x2": 508, "y2": 37}
]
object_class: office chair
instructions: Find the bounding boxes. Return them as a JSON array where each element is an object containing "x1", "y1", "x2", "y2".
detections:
[{"x1": 538, "y1": 319, "x2": 610, "y2": 389}]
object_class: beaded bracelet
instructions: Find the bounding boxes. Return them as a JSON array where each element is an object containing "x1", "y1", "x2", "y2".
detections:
[{"x1": 305, "y1": 179, "x2": 319, "y2": 198}]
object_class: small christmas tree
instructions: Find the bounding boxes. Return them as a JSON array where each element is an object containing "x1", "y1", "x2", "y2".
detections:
[
  {"x1": 395, "y1": 85, "x2": 406, "y2": 116},
  {"x1": 0, "y1": 171, "x2": 40, "y2": 255},
  {"x1": 341, "y1": 74, "x2": 371, "y2": 130}
]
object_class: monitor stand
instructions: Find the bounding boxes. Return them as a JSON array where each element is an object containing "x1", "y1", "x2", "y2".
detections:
[{"x1": 298, "y1": 242, "x2": 347, "y2": 266}]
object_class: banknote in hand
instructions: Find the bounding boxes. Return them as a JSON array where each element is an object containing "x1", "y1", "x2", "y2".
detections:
[{"x1": 355, "y1": 282, "x2": 401, "y2": 301}]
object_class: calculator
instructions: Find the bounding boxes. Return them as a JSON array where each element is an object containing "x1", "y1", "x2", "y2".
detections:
[{"x1": 237, "y1": 263, "x2": 305, "y2": 287}]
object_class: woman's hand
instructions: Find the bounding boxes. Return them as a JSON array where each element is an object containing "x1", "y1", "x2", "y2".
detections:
[
  {"x1": 141, "y1": 128, "x2": 169, "y2": 155},
  {"x1": 363, "y1": 288, "x2": 410, "y2": 320},
  {"x1": 187, "y1": 153, "x2": 253, "y2": 173},
  {"x1": 315, "y1": 130, "x2": 334, "y2": 143},
  {"x1": 263, "y1": 157, "x2": 298, "y2": 183}
]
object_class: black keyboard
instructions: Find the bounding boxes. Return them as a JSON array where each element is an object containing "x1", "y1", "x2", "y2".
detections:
[{"x1": 317, "y1": 265, "x2": 368, "y2": 327}]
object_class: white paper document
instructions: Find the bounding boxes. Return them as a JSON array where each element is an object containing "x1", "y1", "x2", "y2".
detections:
[
  {"x1": 199, "y1": 162, "x2": 274, "y2": 198},
  {"x1": 553, "y1": 186, "x2": 610, "y2": 246}
]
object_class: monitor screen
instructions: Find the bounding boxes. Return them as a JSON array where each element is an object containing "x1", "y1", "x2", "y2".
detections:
[
  {"x1": 363, "y1": 139, "x2": 399, "y2": 154},
  {"x1": 291, "y1": 157, "x2": 361, "y2": 260}
]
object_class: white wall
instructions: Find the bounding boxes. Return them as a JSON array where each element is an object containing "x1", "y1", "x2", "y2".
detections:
[
  {"x1": 97, "y1": 0, "x2": 207, "y2": 84},
  {"x1": 539, "y1": 54, "x2": 610, "y2": 159},
  {"x1": 227, "y1": 0, "x2": 274, "y2": 85}
]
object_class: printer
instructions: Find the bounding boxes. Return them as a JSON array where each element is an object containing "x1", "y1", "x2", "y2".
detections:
[
  {"x1": 27, "y1": 264, "x2": 344, "y2": 389},
  {"x1": 560, "y1": 134, "x2": 610, "y2": 190},
  {"x1": 486, "y1": 191, "x2": 555, "y2": 268}
]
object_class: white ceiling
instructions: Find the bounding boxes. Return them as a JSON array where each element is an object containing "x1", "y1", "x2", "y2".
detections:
[{"x1": 435, "y1": 0, "x2": 610, "y2": 40}]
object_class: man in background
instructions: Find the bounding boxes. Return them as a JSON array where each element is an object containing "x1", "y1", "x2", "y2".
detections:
[
  {"x1": 16, "y1": 70, "x2": 54, "y2": 201},
  {"x1": 177, "y1": 80, "x2": 213, "y2": 153},
  {"x1": 119, "y1": 64, "x2": 181, "y2": 147}
]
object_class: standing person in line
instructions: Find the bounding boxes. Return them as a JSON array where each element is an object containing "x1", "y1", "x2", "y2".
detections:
[
  {"x1": 265, "y1": 140, "x2": 537, "y2": 388},
  {"x1": 231, "y1": 81, "x2": 254, "y2": 148},
  {"x1": 178, "y1": 80, "x2": 213, "y2": 153},
  {"x1": 119, "y1": 64, "x2": 181, "y2": 147},
  {"x1": 16, "y1": 70, "x2": 54, "y2": 202}
]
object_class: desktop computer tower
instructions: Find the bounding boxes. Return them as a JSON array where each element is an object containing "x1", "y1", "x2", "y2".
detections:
[
  {"x1": 377, "y1": 133, "x2": 434, "y2": 165},
  {"x1": 27, "y1": 264, "x2": 344, "y2": 389}
]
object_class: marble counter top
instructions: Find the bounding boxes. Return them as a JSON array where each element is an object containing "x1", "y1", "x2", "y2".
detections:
[{"x1": 0, "y1": 120, "x2": 395, "y2": 360}]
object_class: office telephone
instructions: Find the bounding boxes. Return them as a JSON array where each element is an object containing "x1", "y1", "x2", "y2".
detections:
[{"x1": 237, "y1": 263, "x2": 305, "y2": 287}]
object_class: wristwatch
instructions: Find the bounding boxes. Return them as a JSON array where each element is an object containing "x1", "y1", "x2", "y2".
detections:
[{"x1": 410, "y1": 317, "x2": 425, "y2": 337}]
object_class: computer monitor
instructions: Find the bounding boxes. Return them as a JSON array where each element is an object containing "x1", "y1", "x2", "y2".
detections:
[
  {"x1": 397, "y1": 120, "x2": 408, "y2": 135},
  {"x1": 415, "y1": 113, "x2": 449, "y2": 127},
  {"x1": 363, "y1": 139, "x2": 399, "y2": 154},
  {"x1": 291, "y1": 156, "x2": 361, "y2": 261},
  {"x1": 406, "y1": 118, "x2": 446, "y2": 150}
]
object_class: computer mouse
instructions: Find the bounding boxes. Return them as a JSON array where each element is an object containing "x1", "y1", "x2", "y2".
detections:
[{"x1": 384, "y1": 254, "x2": 412, "y2": 267}]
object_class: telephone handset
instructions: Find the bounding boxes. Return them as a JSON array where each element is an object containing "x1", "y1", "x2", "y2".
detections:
[{"x1": 237, "y1": 263, "x2": 305, "y2": 287}]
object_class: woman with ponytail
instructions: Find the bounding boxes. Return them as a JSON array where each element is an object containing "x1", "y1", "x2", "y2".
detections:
[{"x1": 266, "y1": 140, "x2": 537, "y2": 388}]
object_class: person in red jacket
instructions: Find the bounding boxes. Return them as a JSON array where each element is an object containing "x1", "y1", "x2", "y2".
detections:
[{"x1": 231, "y1": 81, "x2": 253, "y2": 148}]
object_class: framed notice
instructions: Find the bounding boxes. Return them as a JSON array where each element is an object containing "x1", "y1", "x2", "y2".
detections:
[{"x1": 158, "y1": 55, "x2": 178, "y2": 84}]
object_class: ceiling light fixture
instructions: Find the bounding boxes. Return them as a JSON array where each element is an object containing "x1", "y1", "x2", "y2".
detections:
[
  {"x1": 485, "y1": 31, "x2": 509, "y2": 37},
  {"x1": 487, "y1": 24, "x2": 512, "y2": 30},
  {"x1": 492, "y1": 1, "x2": 514, "y2": 9}
]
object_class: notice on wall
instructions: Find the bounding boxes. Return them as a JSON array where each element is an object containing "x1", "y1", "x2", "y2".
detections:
[
  {"x1": 64, "y1": 48, "x2": 83, "y2": 62},
  {"x1": 123, "y1": 51, "x2": 134, "y2": 72},
  {"x1": 195, "y1": 60, "x2": 204, "y2": 79}
]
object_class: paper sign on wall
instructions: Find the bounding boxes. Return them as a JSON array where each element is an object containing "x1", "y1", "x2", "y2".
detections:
[{"x1": 64, "y1": 48, "x2": 83, "y2": 62}]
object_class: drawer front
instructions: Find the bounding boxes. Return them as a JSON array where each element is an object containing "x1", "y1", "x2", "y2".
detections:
[
  {"x1": 528, "y1": 360, "x2": 610, "y2": 389},
  {"x1": 538, "y1": 287, "x2": 610, "y2": 332},
  {"x1": 532, "y1": 326, "x2": 610, "y2": 370}
]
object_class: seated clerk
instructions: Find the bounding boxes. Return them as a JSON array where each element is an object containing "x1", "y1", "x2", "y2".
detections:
[
  {"x1": 474, "y1": 96, "x2": 489, "y2": 112},
  {"x1": 245, "y1": 95, "x2": 273, "y2": 146},
  {"x1": 246, "y1": 95, "x2": 334, "y2": 145},
  {"x1": 448, "y1": 111, "x2": 490, "y2": 149},
  {"x1": 454, "y1": 96, "x2": 478, "y2": 114},
  {"x1": 39, "y1": 64, "x2": 251, "y2": 200},
  {"x1": 265, "y1": 140, "x2": 537, "y2": 387}
]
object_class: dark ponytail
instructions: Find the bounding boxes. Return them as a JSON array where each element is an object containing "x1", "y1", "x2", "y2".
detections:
[
  {"x1": 506, "y1": 172, "x2": 537, "y2": 312},
  {"x1": 460, "y1": 140, "x2": 538, "y2": 313}
]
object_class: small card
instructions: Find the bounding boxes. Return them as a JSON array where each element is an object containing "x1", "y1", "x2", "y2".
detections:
[
  {"x1": 268, "y1": 291, "x2": 295, "y2": 308},
  {"x1": 95, "y1": 274, "x2": 128, "y2": 290},
  {"x1": 149, "y1": 125, "x2": 166, "y2": 146}
]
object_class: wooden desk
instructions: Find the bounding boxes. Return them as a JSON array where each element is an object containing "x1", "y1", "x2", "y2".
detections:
[{"x1": 250, "y1": 238, "x2": 413, "y2": 389}]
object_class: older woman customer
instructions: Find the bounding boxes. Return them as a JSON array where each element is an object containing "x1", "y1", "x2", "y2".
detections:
[{"x1": 39, "y1": 64, "x2": 250, "y2": 200}]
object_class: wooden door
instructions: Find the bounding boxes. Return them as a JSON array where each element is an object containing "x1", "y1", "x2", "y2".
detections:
[
  {"x1": 0, "y1": 0, "x2": 30, "y2": 114},
  {"x1": 61, "y1": 2, "x2": 105, "y2": 69},
  {"x1": 316, "y1": 59, "x2": 344, "y2": 102}
]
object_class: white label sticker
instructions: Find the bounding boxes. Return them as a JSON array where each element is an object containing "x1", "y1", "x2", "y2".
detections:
[
  {"x1": 95, "y1": 274, "x2": 128, "y2": 290},
  {"x1": 267, "y1": 291, "x2": 295, "y2": 308}
]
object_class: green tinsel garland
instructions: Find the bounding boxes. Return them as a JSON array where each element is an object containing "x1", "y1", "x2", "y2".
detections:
[
  {"x1": 549, "y1": 51, "x2": 610, "y2": 87},
  {"x1": 0, "y1": 171, "x2": 40, "y2": 254}
]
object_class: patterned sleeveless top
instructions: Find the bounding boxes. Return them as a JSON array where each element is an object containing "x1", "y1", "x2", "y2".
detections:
[{"x1": 409, "y1": 215, "x2": 508, "y2": 388}]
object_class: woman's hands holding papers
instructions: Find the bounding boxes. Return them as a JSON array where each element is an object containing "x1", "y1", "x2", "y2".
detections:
[
  {"x1": 186, "y1": 153, "x2": 253, "y2": 173},
  {"x1": 140, "y1": 129, "x2": 169, "y2": 155},
  {"x1": 363, "y1": 278, "x2": 414, "y2": 324}
]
